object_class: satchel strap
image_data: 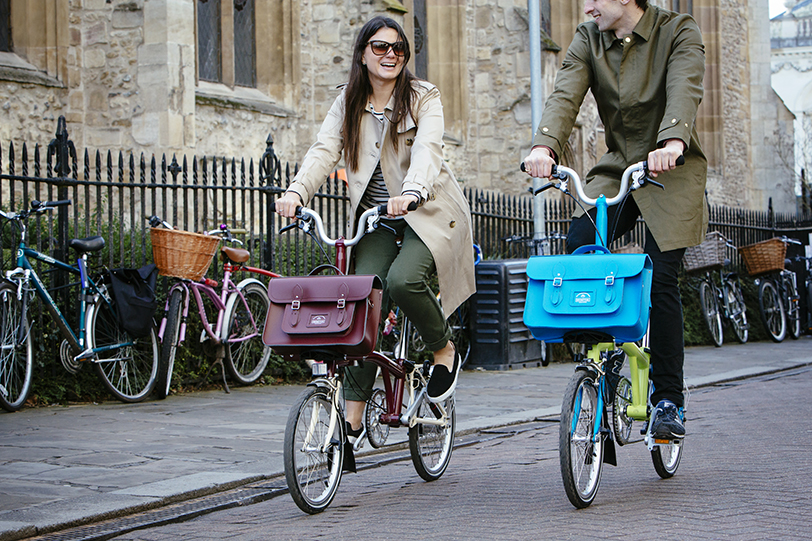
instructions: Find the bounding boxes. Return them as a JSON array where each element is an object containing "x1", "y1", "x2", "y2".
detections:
[
  {"x1": 288, "y1": 283, "x2": 303, "y2": 327},
  {"x1": 336, "y1": 282, "x2": 349, "y2": 325}
]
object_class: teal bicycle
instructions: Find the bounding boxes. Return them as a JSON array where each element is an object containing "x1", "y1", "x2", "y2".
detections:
[
  {"x1": 0, "y1": 200, "x2": 159, "y2": 411},
  {"x1": 523, "y1": 160, "x2": 685, "y2": 508}
]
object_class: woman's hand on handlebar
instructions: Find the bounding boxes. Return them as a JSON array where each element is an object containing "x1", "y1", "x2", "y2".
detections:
[
  {"x1": 275, "y1": 191, "x2": 303, "y2": 219},
  {"x1": 387, "y1": 194, "x2": 419, "y2": 217},
  {"x1": 521, "y1": 146, "x2": 557, "y2": 179},
  {"x1": 647, "y1": 139, "x2": 685, "y2": 177}
]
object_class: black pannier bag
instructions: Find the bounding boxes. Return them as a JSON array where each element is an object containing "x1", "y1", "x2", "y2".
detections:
[{"x1": 108, "y1": 264, "x2": 159, "y2": 338}]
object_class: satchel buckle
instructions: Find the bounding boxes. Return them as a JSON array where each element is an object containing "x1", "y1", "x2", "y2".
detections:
[
  {"x1": 552, "y1": 277, "x2": 563, "y2": 287},
  {"x1": 337, "y1": 298, "x2": 346, "y2": 309},
  {"x1": 291, "y1": 299, "x2": 300, "y2": 310},
  {"x1": 605, "y1": 275, "x2": 614, "y2": 286}
]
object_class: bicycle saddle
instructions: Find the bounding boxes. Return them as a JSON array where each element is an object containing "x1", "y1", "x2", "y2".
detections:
[
  {"x1": 221, "y1": 246, "x2": 250, "y2": 264},
  {"x1": 69, "y1": 236, "x2": 105, "y2": 253}
]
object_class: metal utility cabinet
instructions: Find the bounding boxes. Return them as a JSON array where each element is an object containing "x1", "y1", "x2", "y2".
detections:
[{"x1": 469, "y1": 259, "x2": 548, "y2": 370}]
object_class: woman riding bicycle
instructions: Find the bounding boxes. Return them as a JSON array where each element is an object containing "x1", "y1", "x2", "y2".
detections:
[{"x1": 274, "y1": 16, "x2": 475, "y2": 464}]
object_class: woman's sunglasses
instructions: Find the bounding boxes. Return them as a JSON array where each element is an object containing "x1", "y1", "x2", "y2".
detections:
[{"x1": 367, "y1": 40, "x2": 406, "y2": 57}]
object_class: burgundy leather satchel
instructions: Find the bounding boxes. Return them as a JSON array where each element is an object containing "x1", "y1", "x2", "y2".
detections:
[{"x1": 263, "y1": 274, "x2": 383, "y2": 357}]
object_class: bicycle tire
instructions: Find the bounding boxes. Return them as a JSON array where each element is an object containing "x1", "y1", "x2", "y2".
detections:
[
  {"x1": 0, "y1": 283, "x2": 33, "y2": 412},
  {"x1": 409, "y1": 392, "x2": 455, "y2": 481},
  {"x1": 559, "y1": 370, "x2": 603, "y2": 508},
  {"x1": 222, "y1": 281, "x2": 271, "y2": 385},
  {"x1": 365, "y1": 388, "x2": 390, "y2": 449},
  {"x1": 699, "y1": 280, "x2": 723, "y2": 347},
  {"x1": 157, "y1": 288, "x2": 183, "y2": 399},
  {"x1": 651, "y1": 438, "x2": 684, "y2": 478},
  {"x1": 88, "y1": 293, "x2": 159, "y2": 403},
  {"x1": 284, "y1": 386, "x2": 344, "y2": 514},
  {"x1": 725, "y1": 280, "x2": 748, "y2": 344},
  {"x1": 612, "y1": 376, "x2": 636, "y2": 446},
  {"x1": 784, "y1": 275, "x2": 801, "y2": 340},
  {"x1": 448, "y1": 301, "x2": 471, "y2": 369},
  {"x1": 758, "y1": 280, "x2": 786, "y2": 342}
]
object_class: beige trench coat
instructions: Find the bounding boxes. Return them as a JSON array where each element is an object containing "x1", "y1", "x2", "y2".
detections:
[{"x1": 286, "y1": 80, "x2": 476, "y2": 318}]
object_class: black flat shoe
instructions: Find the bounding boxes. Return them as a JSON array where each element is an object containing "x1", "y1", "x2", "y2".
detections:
[{"x1": 427, "y1": 345, "x2": 460, "y2": 403}]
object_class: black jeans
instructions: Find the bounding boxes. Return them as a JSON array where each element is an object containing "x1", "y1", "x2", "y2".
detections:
[{"x1": 566, "y1": 198, "x2": 686, "y2": 408}]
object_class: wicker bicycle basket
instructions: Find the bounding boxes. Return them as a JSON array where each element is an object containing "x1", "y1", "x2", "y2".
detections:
[
  {"x1": 739, "y1": 237, "x2": 786, "y2": 276},
  {"x1": 683, "y1": 231, "x2": 727, "y2": 273},
  {"x1": 150, "y1": 228, "x2": 220, "y2": 281}
]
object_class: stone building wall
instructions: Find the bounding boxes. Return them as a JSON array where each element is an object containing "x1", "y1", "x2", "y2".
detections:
[{"x1": 0, "y1": 0, "x2": 799, "y2": 214}]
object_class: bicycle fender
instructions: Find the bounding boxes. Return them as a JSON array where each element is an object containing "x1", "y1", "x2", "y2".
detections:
[{"x1": 235, "y1": 277, "x2": 266, "y2": 291}]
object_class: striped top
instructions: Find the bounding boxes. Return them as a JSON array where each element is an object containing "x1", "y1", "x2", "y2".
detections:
[{"x1": 358, "y1": 105, "x2": 421, "y2": 214}]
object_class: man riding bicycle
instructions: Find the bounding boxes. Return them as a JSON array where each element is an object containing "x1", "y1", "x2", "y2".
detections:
[{"x1": 522, "y1": 0, "x2": 708, "y2": 440}]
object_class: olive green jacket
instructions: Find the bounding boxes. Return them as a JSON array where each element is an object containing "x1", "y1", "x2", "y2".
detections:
[
  {"x1": 533, "y1": 5, "x2": 708, "y2": 252},
  {"x1": 287, "y1": 80, "x2": 475, "y2": 318}
]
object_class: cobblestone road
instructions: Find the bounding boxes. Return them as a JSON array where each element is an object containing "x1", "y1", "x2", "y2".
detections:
[{"x1": 94, "y1": 366, "x2": 812, "y2": 541}]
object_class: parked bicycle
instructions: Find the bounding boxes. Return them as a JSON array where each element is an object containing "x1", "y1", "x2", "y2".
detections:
[
  {"x1": 0, "y1": 200, "x2": 159, "y2": 411},
  {"x1": 269, "y1": 202, "x2": 455, "y2": 514},
  {"x1": 740, "y1": 236, "x2": 802, "y2": 342},
  {"x1": 683, "y1": 231, "x2": 748, "y2": 346},
  {"x1": 523, "y1": 160, "x2": 685, "y2": 508},
  {"x1": 794, "y1": 254, "x2": 812, "y2": 334},
  {"x1": 149, "y1": 217, "x2": 279, "y2": 398}
]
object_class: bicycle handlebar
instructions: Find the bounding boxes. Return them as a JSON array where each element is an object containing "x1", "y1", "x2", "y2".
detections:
[
  {"x1": 0, "y1": 199, "x2": 72, "y2": 221},
  {"x1": 523, "y1": 156, "x2": 683, "y2": 206},
  {"x1": 274, "y1": 200, "x2": 418, "y2": 247}
]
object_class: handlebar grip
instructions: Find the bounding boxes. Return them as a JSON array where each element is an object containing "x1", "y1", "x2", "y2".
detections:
[
  {"x1": 376, "y1": 201, "x2": 419, "y2": 215},
  {"x1": 520, "y1": 162, "x2": 526, "y2": 172},
  {"x1": 675, "y1": 155, "x2": 685, "y2": 166},
  {"x1": 32, "y1": 199, "x2": 71, "y2": 210},
  {"x1": 230, "y1": 228, "x2": 248, "y2": 235}
]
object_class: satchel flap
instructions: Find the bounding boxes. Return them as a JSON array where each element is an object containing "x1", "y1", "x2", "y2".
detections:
[
  {"x1": 526, "y1": 253, "x2": 650, "y2": 281},
  {"x1": 526, "y1": 253, "x2": 651, "y2": 316},
  {"x1": 268, "y1": 274, "x2": 383, "y2": 304}
]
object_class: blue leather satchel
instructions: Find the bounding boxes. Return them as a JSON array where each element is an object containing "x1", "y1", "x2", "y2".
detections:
[{"x1": 523, "y1": 246, "x2": 653, "y2": 343}]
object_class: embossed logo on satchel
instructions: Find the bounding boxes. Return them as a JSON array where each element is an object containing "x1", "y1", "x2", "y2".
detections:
[{"x1": 309, "y1": 314, "x2": 329, "y2": 327}]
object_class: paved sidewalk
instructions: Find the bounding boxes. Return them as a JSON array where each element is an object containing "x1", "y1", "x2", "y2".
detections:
[{"x1": 1, "y1": 339, "x2": 810, "y2": 540}]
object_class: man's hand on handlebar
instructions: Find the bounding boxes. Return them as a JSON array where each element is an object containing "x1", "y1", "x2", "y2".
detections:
[
  {"x1": 647, "y1": 139, "x2": 686, "y2": 178},
  {"x1": 521, "y1": 146, "x2": 556, "y2": 179}
]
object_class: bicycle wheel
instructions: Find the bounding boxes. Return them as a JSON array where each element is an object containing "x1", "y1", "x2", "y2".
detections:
[
  {"x1": 448, "y1": 301, "x2": 471, "y2": 368},
  {"x1": 88, "y1": 294, "x2": 159, "y2": 403},
  {"x1": 223, "y1": 282, "x2": 271, "y2": 385},
  {"x1": 284, "y1": 386, "x2": 344, "y2": 514},
  {"x1": 699, "y1": 280, "x2": 723, "y2": 347},
  {"x1": 652, "y1": 439, "x2": 684, "y2": 478},
  {"x1": 725, "y1": 280, "x2": 748, "y2": 344},
  {"x1": 365, "y1": 388, "x2": 390, "y2": 448},
  {"x1": 559, "y1": 370, "x2": 603, "y2": 508},
  {"x1": 409, "y1": 392, "x2": 455, "y2": 481},
  {"x1": 157, "y1": 288, "x2": 183, "y2": 399},
  {"x1": 784, "y1": 276, "x2": 801, "y2": 340},
  {"x1": 0, "y1": 283, "x2": 33, "y2": 412},
  {"x1": 758, "y1": 280, "x2": 786, "y2": 342},
  {"x1": 612, "y1": 376, "x2": 636, "y2": 446}
]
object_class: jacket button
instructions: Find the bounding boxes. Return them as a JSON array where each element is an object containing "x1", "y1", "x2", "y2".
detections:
[
  {"x1": 449, "y1": 221, "x2": 456, "y2": 228},
  {"x1": 375, "y1": 142, "x2": 380, "y2": 148}
]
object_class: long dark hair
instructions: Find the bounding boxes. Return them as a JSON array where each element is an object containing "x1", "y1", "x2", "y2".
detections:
[{"x1": 343, "y1": 16, "x2": 418, "y2": 172}]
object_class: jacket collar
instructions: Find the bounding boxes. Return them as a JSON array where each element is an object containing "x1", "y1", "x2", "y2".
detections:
[
  {"x1": 365, "y1": 90, "x2": 417, "y2": 133},
  {"x1": 600, "y1": 5, "x2": 657, "y2": 50}
]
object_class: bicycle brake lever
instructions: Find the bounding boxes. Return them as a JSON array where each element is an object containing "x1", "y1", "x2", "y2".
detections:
[
  {"x1": 377, "y1": 222, "x2": 397, "y2": 236},
  {"x1": 279, "y1": 222, "x2": 299, "y2": 235},
  {"x1": 646, "y1": 178, "x2": 665, "y2": 190}
]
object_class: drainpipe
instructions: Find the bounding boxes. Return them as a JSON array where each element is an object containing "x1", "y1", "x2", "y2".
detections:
[{"x1": 528, "y1": 0, "x2": 546, "y2": 256}]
